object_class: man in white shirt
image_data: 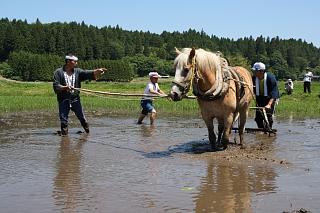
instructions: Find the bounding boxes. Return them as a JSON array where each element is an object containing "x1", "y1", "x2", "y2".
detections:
[
  {"x1": 303, "y1": 71, "x2": 313, "y2": 93},
  {"x1": 137, "y1": 71, "x2": 166, "y2": 125}
]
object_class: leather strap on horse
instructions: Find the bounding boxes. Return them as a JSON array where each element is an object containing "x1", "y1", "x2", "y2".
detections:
[
  {"x1": 172, "y1": 54, "x2": 197, "y2": 97},
  {"x1": 192, "y1": 56, "x2": 248, "y2": 104},
  {"x1": 229, "y1": 67, "x2": 245, "y2": 102},
  {"x1": 192, "y1": 57, "x2": 230, "y2": 101}
]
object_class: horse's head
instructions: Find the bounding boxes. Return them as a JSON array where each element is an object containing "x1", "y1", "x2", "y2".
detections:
[{"x1": 170, "y1": 47, "x2": 196, "y2": 101}]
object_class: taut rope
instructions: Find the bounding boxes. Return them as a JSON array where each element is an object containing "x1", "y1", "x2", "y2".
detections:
[
  {"x1": 74, "y1": 87, "x2": 196, "y2": 100},
  {"x1": 74, "y1": 88, "x2": 168, "y2": 98}
]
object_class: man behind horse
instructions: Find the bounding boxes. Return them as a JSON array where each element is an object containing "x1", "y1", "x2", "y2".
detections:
[{"x1": 252, "y1": 62, "x2": 280, "y2": 130}]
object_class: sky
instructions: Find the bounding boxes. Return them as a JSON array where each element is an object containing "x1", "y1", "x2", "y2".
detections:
[{"x1": 2, "y1": 0, "x2": 320, "y2": 47}]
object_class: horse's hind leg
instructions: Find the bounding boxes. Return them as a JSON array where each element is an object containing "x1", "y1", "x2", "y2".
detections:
[
  {"x1": 204, "y1": 118, "x2": 216, "y2": 150},
  {"x1": 217, "y1": 121, "x2": 224, "y2": 147},
  {"x1": 238, "y1": 109, "x2": 249, "y2": 148}
]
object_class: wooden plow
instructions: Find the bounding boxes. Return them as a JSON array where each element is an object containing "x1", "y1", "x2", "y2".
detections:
[{"x1": 232, "y1": 107, "x2": 277, "y2": 135}]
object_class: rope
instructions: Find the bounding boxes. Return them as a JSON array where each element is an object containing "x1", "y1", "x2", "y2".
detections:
[
  {"x1": 74, "y1": 87, "x2": 168, "y2": 98},
  {"x1": 226, "y1": 77, "x2": 255, "y2": 100},
  {"x1": 74, "y1": 87, "x2": 197, "y2": 100},
  {"x1": 80, "y1": 90, "x2": 142, "y2": 101}
]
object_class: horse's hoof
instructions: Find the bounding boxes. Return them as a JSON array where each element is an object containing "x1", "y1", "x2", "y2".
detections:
[
  {"x1": 216, "y1": 144, "x2": 227, "y2": 151},
  {"x1": 222, "y1": 142, "x2": 228, "y2": 150}
]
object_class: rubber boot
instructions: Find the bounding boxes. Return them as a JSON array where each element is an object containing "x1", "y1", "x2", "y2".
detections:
[
  {"x1": 82, "y1": 122, "x2": 90, "y2": 133},
  {"x1": 61, "y1": 125, "x2": 68, "y2": 136},
  {"x1": 137, "y1": 114, "x2": 145, "y2": 124}
]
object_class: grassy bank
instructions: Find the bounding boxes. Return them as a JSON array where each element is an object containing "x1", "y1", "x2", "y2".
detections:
[{"x1": 0, "y1": 77, "x2": 320, "y2": 118}]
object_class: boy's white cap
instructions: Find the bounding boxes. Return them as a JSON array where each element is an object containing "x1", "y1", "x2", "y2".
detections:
[
  {"x1": 149, "y1": 72, "x2": 161, "y2": 78},
  {"x1": 251, "y1": 62, "x2": 266, "y2": 71},
  {"x1": 65, "y1": 55, "x2": 78, "y2": 61}
]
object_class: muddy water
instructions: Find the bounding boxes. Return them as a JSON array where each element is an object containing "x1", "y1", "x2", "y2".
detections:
[{"x1": 0, "y1": 113, "x2": 319, "y2": 213}]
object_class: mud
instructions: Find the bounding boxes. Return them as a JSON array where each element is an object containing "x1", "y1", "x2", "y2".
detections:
[{"x1": 0, "y1": 112, "x2": 319, "y2": 212}]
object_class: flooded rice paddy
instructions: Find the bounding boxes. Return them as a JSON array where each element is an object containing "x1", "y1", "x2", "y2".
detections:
[{"x1": 0, "y1": 113, "x2": 320, "y2": 213}]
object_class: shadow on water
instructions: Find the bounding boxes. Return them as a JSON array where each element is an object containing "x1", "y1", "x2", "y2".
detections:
[
  {"x1": 87, "y1": 123, "x2": 213, "y2": 158},
  {"x1": 89, "y1": 136, "x2": 211, "y2": 158},
  {"x1": 142, "y1": 140, "x2": 210, "y2": 158}
]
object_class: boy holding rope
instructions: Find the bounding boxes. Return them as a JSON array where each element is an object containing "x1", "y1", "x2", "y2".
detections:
[
  {"x1": 53, "y1": 54, "x2": 106, "y2": 136},
  {"x1": 137, "y1": 71, "x2": 166, "y2": 125}
]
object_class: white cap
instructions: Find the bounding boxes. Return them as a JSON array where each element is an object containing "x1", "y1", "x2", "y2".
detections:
[
  {"x1": 288, "y1": 79, "x2": 292, "y2": 81},
  {"x1": 252, "y1": 62, "x2": 266, "y2": 71},
  {"x1": 149, "y1": 72, "x2": 161, "y2": 78},
  {"x1": 65, "y1": 55, "x2": 78, "y2": 61}
]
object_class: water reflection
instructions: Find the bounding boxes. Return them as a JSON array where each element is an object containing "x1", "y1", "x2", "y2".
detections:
[
  {"x1": 194, "y1": 157, "x2": 277, "y2": 212},
  {"x1": 139, "y1": 124, "x2": 155, "y2": 137},
  {"x1": 53, "y1": 134, "x2": 88, "y2": 212}
]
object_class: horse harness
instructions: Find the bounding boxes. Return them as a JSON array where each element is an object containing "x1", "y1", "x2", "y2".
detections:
[{"x1": 192, "y1": 57, "x2": 246, "y2": 102}]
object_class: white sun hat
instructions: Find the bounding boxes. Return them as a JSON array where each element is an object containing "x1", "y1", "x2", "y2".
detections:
[
  {"x1": 149, "y1": 72, "x2": 161, "y2": 78},
  {"x1": 251, "y1": 62, "x2": 266, "y2": 71},
  {"x1": 65, "y1": 55, "x2": 78, "y2": 61}
]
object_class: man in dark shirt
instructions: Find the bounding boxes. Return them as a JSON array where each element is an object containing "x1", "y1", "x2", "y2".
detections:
[
  {"x1": 252, "y1": 62, "x2": 280, "y2": 130},
  {"x1": 53, "y1": 55, "x2": 106, "y2": 136}
]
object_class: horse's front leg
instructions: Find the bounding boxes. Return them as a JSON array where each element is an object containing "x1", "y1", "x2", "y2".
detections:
[
  {"x1": 222, "y1": 114, "x2": 234, "y2": 150},
  {"x1": 204, "y1": 118, "x2": 216, "y2": 150}
]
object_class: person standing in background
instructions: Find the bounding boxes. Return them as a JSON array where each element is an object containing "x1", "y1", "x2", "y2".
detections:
[
  {"x1": 303, "y1": 70, "x2": 313, "y2": 93},
  {"x1": 284, "y1": 79, "x2": 293, "y2": 95}
]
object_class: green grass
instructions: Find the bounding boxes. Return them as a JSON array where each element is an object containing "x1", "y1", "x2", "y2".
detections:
[
  {"x1": 0, "y1": 77, "x2": 199, "y2": 116},
  {"x1": 1, "y1": 77, "x2": 320, "y2": 118},
  {"x1": 275, "y1": 81, "x2": 320, "y2": 118}
]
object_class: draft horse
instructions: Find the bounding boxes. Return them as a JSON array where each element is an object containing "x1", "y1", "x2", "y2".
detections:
[{"x1": 170, "y1": 48, "x2": 253, "y2": 150}]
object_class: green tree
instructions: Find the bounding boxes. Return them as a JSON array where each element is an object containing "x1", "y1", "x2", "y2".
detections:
[{"x1": 269, "y1": 50, "x2": 288, "y2": 79}]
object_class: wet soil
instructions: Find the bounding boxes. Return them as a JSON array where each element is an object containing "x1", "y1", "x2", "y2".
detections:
[{"x1": 0, "y1": 112, "x2": 319, "y2": 212}]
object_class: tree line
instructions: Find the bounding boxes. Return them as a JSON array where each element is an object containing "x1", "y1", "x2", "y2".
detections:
[{"x1": 0, "y1": 17, "x2": 320, "y2": 81}]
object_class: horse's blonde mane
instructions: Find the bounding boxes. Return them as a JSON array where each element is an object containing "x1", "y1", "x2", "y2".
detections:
[
  {"x1": 194, "y1": 49, "x2": 221, "y2": 72},
  {"x1": 174, "y1": 48, "x2": 221, "y2": 73}
]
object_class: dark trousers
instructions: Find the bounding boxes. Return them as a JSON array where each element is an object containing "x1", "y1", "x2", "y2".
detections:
[
  {"x1": 255, "y1": 96, "x2": 276, "y2": 129},
  {"x1": 58, "y1": 98, "x2": 88, "y2": 131},
  {"x1": 304, "y1": 82, "x2": 311, "y2": 93}
]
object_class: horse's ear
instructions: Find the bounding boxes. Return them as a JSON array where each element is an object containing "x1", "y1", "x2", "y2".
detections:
[
  {"x1": 189, "y1": 48, "x2": 196, "y2": 63},
  {"x1": 174, "y1": 47, "x2": 181, "y2": 55}
]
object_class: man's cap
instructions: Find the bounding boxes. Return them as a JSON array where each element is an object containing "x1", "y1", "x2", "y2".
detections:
[
  {"x1": 149, "y1": 72, "x2": 161, "y2": 78},
  {"x1": 65, "y1": 55, "x2": 78, "y2": 61},
  {"x1": 251, "y1": 62, "x2": 266, "y2": 71}
]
